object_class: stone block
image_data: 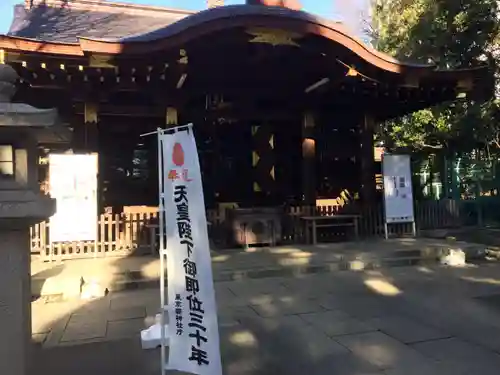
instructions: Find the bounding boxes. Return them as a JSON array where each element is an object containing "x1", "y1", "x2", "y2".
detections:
[
  {"x1": 312, "y1": 352, "x2": 386, "y2": 375},
  {"x1": 223, "y1": 358, "x2": 259, "y2": 375},
  {"x1": 336, "y1": 331, "x2": 431, "y2": 370},
  {"x1": 60, "y1": 314, "x2": 107, "y2": 342},
  {"x1": 367, "y1": 315, "x2": 448, "y2": 344},
  {"x1": 318, "y1": 295, "x2": 396, "y2": 318},
  {"x1": 31, "y1": 333, "x2": 47, "y2": 345},
  {"x1": 107, "y1": 318, "x2": 145, "y2": 341},
  {"x1": 110, "y1": 289, "x2": 159, "y2": 310},
  {"x1": 412, "y1": 337, "x2": 500, "y2": 375},
  {"x1": 37, "y1": 275, "x2": 83, "y2": 299},
  {"x1": 217, "y1": 305, "x2": 258, "y2": 327},
  {"x1": 260, "y1": 315, "x2": 350, "y2": 358},
  {"x1": 228, "y1": 278, "x2": 289, "y2": 299},
  {"x1": 300, "y1": 310, "x2": 376, "y2": 337},
  {"x1": 107, "y1": 306, "x2": 146, "y2": 321},
  {"x1": 384, "y1": 361, "x2": 461, "y2": 375},
  {"x1": 250, "y1": 296, "x2": 324, "y2": 317}
]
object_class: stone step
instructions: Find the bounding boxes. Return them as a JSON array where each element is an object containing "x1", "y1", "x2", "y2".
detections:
[{"x1": 31, "y1": 241, "x2": 491, "y2": 301}]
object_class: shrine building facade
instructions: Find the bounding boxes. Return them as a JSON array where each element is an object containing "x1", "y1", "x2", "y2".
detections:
[{"x1": 0, "y1": 0, "x2": 492, "y2": 213}]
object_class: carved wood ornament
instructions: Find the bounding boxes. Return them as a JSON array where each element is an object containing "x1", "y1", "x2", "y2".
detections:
[{"x1": 247, "y1": 28, "x2": 302, "y2": 47}]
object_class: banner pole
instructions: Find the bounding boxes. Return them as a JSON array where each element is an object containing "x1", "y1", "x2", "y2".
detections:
[
  {"x1": 158, "y1": 128, "x2": 167, "y2": 375},
  {"x1": 141, "y1": 124, "x2": 192, "y2": 138},
  {"x1": 158, "y1": 123, "x2": 222, "y2": 375}
]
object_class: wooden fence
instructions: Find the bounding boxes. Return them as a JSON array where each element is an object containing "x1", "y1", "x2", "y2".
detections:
[{"x1": 32, "y1": 199, "x2": 462, "y2": 262}]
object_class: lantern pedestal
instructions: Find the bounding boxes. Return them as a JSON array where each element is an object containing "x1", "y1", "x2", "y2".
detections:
[
  {"x1": 0, "y1": 227, "x2": 32, "y2": 375},
  {"x1": 0, "y1": 63, "x2": 60, "y2": 375}
]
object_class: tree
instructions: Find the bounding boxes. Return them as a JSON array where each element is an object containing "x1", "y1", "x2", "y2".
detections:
[
  {"x1": 370, "y1": 0, "x2": 499, "y2": 155},
  {"x1": 333, "y1": 0, "x2": 371, "y2": 43}
]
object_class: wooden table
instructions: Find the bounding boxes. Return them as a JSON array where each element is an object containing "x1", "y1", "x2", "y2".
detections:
[{"x1": 300, "y1": 215, "x2": 360, "y2": 245}]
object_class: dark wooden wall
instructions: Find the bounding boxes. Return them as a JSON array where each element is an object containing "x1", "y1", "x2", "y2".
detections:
[
  {"x1": 98, "y1": 117, "x2": 160, "y2": 210},
  {"x1": 94, "y1": 113, "x2": 369, "y2": 210},
  {"x1": 316, "y1": 111, "x2": 363, "y2": 199}
]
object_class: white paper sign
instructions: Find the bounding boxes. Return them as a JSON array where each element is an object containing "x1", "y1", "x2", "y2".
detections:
[
  {"x1": 49, "y1": 154, "x2": 98, "y2": 242},
  {"x1": 382, "y1": 154, "x2": 414, "y2": 223},
  {"x1": 159, "y1": 126, "x2": 222, "y2": 375}
]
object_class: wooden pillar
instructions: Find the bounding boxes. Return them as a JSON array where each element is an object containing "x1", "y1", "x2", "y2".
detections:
[
  {"x1": 360, "y1": 115, "x2": 376, "y2": 203},
  {"x1": 302, "y1": 112, "x2": 316, "y2": 205}
]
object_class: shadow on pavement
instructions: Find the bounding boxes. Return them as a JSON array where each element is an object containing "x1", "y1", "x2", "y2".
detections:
[{"x1": 29, "y1": 249, "x2": 500, "y2": 375}]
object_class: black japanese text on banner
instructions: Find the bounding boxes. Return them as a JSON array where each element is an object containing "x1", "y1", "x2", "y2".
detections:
[
  {"x1": 49, "y1": 154, "x2": 98, "y2": 243},
  {"x1": 382, "y1": 154, "x2": 415, "y2": 223},
  {"x1": 159, "y1": 126, "x2": 222, "y2": 375}
]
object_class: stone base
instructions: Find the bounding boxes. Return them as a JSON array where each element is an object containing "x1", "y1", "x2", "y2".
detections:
[{"x1": 0, "y1": 228, "x2": 31, "y2": 375}]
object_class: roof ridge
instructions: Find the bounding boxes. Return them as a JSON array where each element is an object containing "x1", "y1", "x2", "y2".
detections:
[{"x1": 25, "y1": 0, "x2": 197, "y2": 17}]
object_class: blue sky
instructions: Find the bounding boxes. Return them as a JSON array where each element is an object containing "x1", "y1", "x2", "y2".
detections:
[{"x1": 0, "y1": 0, "x2": 367, "y2": 34}]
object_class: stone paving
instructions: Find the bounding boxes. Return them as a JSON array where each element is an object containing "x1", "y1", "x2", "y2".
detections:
[
  {"x1": 31, "y1": 263, "x2": 500, "y2": 375},
  {"x1": 32, "y1": 237, "x2": 486, "y2": 298}
]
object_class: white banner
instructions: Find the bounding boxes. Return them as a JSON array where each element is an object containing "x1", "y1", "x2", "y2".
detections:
[
  {"x1": 49, "y1": 154, "x2": 98, "y2": 242},
  {"x1": 159, "y1": 126, "x2": 222, "y2": 375},
  {"x1": 382, "y1": 154, "x2": 415, "y2": 223}
]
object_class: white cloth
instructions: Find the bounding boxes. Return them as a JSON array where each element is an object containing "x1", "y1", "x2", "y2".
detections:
[{"x1": 141, "y1": 313, "x2": 170, "y2": 350}]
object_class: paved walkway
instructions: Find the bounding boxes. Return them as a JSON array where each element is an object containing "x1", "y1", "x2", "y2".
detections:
[{"x1": 32, "y1": 262, "x2": 500, "y2": 375}]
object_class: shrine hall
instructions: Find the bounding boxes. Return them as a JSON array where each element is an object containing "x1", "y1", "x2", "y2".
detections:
[{"x1": 0, "y1": 0, "x2": 492, "y2": 251}]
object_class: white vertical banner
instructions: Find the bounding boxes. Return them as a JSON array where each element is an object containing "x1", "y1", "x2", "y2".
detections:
[
  {"x1": 159, "y1": 125, "x2": 222, "y2": 375},
  {"x1": 49, "y1": 153, "x2": 98, "y2": 242},
  {"x1": 382, "y1": 154, "x2": 415, "y2": 224}
]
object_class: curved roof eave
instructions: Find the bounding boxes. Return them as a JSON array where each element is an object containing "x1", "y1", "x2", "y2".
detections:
[
  {"x1": 0, "y1": 4, "x2": 488, "y2": 79},
  {"x1": 77, "y1": 5, "x2": 436, "y2": 74},
  {"x1": 0, "y1": 34, "x2": 84, "y2": 56}
]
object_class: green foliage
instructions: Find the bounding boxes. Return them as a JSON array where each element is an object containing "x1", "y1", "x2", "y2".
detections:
[{"x1": 371, "y1": 0, "x2": 500, "y2": 155}]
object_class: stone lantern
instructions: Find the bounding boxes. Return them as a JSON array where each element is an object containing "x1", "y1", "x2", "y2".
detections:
[{"x1": 0, "y1": 63, "x2": 64, "y2": 375}]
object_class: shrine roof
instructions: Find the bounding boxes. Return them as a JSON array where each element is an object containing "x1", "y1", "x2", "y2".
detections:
[
  {"x1": 0, "y1": 0, "x2": 493, "y2": 98},
  {"x1": 1, "y1": 1, "x2": 434, "y2": 73},
  {"x1": 8, "y1": 0, "x2": 195, "y2": 44}
]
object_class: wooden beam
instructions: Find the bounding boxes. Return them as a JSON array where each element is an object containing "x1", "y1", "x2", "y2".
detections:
[
  {"x1": 360, "y1": 114, "x2": 376, "y2": 202},
  {"x1": 203, "y1": 108, "x2": 300, "y2": 121},
  {"x1": 74, "y1": 103, "x2": 165, "y2": 118}
]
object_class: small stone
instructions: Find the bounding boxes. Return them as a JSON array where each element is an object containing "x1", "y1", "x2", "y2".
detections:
[
  {"x1": 440, "y1": 249, "x2": 466, "y2": 267},
  {"x1": 350, "y1": 260, "x2": 365, "y2": 271},
  {"x1": 81, "y1": 279, "x2": 108, "y2": 300}
]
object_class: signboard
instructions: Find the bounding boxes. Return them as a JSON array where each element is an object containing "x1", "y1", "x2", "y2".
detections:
[
  {"x1": 158, "y1": 125, "x2": 222, "y2": 375},
  {"x1": 382, "y1": 154, "x2": 414, "y2": 224},
  {"x1": 49, "y1": 154, "x2": 98, "y2": 242}
]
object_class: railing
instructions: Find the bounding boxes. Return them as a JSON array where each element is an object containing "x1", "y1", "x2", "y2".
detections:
[
  {"x1": 32, "y1": 199, "x2": 463, "y2": 262},
  {"x1": 285, "y1": 199, "x2": 462, "y2": 243},
  {"x1": 31, "y1": 211, "x2": 159, "y2": 261}
]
